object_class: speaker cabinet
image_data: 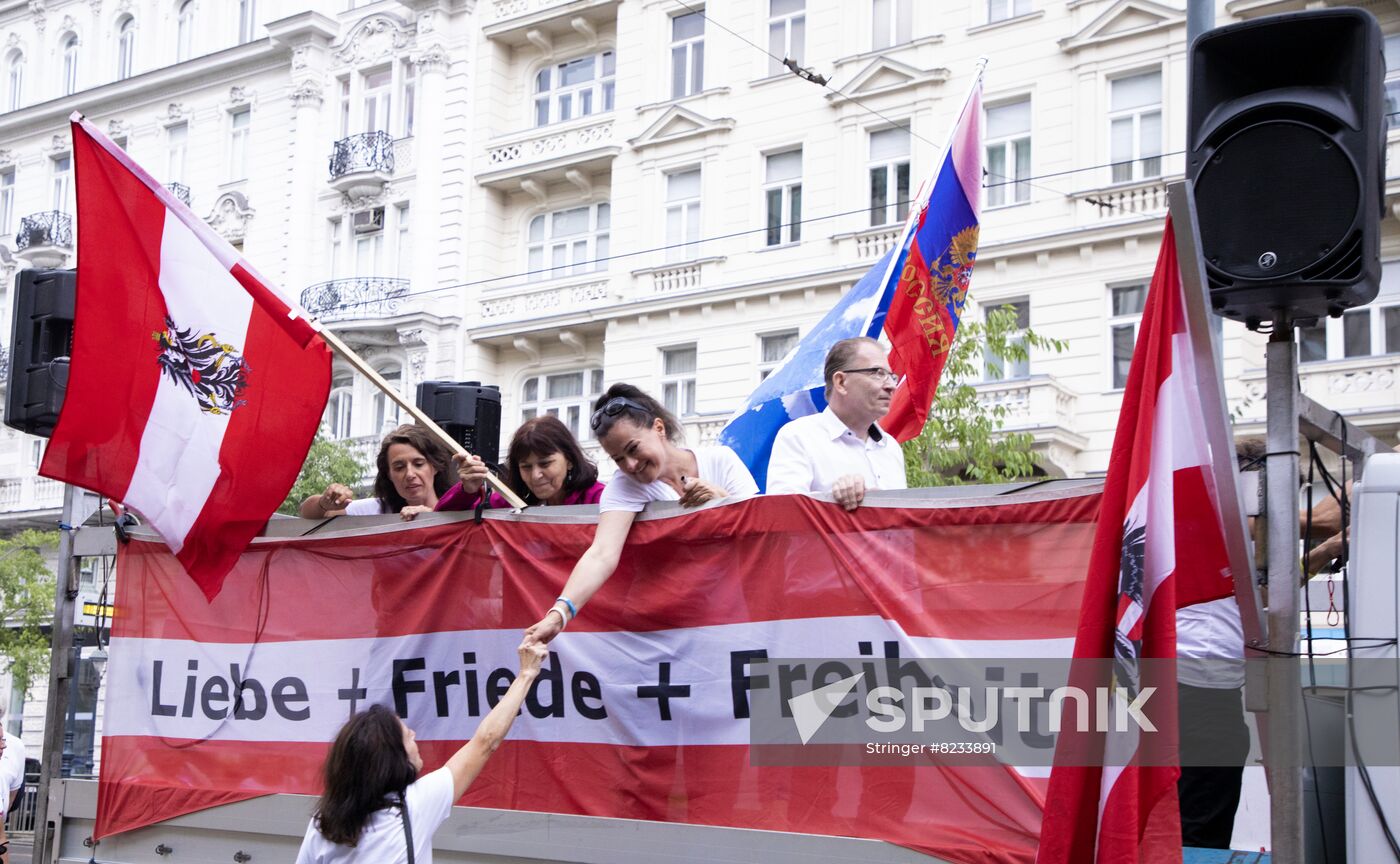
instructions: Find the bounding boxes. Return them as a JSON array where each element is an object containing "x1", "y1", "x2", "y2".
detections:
[
  {"x1": 5, "y1": 268, "x2": 75, "y2": 437},
  {"x1": 1188, "y1": 8, "x2": 1384, "y2": 327},
  {"x1": 414, "y1": 380, "x2": 502, "y2": 467}
]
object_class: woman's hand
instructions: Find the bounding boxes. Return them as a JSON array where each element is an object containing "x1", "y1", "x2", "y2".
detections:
[
  {"x1": 518, "y1": 641, "x2": 548, "y2": 677},
  {"x1": 452, "y1": 452, "x2": 492, "y2": 496},
  {"x1": 318, "y1": 483, "x2": 354, "y2": 514},
  {"x1": 399, "y1": 504, "x2": 433, "y2": 521},
  {"x1": 678, "y1": 476, "x2": 725, "y2": 508},
  {"x1": 523, "y1": 610, "x2": 565, "y2": 646}
]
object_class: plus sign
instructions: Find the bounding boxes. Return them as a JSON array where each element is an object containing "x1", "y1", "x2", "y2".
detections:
[
  {"x1": 338, "y1": 667, "x2": 367, "y2": 717},
  {"x1": 637, "y1": 661, "x2": 691, "y2": 721}
]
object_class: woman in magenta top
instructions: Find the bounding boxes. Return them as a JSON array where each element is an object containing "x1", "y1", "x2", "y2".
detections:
[{"x1": 436, "y1": 415, "x2": 605, "y2": 510}]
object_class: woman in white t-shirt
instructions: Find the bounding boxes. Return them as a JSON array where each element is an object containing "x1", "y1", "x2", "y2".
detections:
[
  {"x1": 523, "y1": 384, "x2": 758, "y2": 645},
  {"x1": 296, "y1": 642, "x2": 546, "y2": 864}
]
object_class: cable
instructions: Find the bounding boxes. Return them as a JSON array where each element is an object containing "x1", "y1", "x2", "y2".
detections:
[{"x1": 982, "y1": 152, "x2": 1188, "y2": 188}]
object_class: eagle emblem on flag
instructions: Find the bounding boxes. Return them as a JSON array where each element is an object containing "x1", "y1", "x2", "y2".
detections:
[
  {"x1": 931, "y1": 225, "x2": 980, "y2": 309},
  {"x1": 1112, "y1": 519, "x2": 1147, "y2": 699},
  {"x1": 152, "y1": 317, "x2": 250, "y2": 415}
]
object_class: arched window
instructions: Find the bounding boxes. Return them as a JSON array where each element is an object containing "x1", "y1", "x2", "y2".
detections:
[
  {"x1": 6, "y1": 52, "x2": 24, "y2": 112},
  {"x1": 61, "y1": 34, "x2": 79, "y2": 95},
  {"x1": 326, "y1": 379, "x2": 353, "y2": 440},
  {"x1": 116, "y1": 17, "x2": 136, "y2": 80},
  {"x1": 371, "y1": 365, "x2": 402, "y2": 434},
  {"x1": 176, "y1": 0, "x2": 196, "y2": 62}
]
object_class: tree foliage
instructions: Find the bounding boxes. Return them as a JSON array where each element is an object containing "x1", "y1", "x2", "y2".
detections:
[
  {"x1": 0, "y1": 529, "x2": 58, "y2": 699},
  {"x1": 278, "y1": 433, "x2": 369, "y2": 515},
  {"x1": 903, "y1": 304, "x2": 1067, "y2": 486}
]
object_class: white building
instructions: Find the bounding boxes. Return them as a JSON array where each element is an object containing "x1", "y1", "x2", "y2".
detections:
[{"x1": 0, "y1": 0, "x2": 1398, "y2": 765}]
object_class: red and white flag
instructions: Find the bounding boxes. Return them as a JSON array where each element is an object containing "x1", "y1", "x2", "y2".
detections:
[
  {"x1": 1036, "y1": 218, "x2": 1235, "y2": 863},
  {"x1": 40, "y1": 114, "x2": 331, "y2": 600}
]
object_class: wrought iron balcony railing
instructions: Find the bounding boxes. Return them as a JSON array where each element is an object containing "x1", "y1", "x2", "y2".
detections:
[
  {"x1": 329, "y1": 131, "x2": 396, "y2": 181},
  {"x1": 300, "y1": 277, "x2": 410, "y2": 322},
  {"x1": 166, "y1": 182, "x2": 192, "y2": 206},
  {"x1": 15, "y1": 211, "x2": 73, "y2": 251}
]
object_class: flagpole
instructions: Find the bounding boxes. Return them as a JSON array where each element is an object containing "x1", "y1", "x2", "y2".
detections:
[{"x1": 312, "y1": 324, "x2": 531, "y2": 512}]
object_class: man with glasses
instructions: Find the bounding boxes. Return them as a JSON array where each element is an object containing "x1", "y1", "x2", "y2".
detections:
[{"x1": 767, "y1": 336, "x2": 907, "y2": 510}]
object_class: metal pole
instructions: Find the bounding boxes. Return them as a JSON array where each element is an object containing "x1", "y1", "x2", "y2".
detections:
[
  {"x1": 1187, "y1": 0, "x2": 1215, "y2": 43},
  {"x1": 32, "y1": 484, "x2": 83, "y2": 864},
  {"x1": 1265, "y1": 324, "x2": 1305, "y2": 864}
]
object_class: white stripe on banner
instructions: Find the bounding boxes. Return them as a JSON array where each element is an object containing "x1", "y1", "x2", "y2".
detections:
[
  {"x1": 123, "y1": 214, "x2": 254, "y2": 550},
  {"x1": 103, "y1": 616, "x2": 1072, "y2": 746}
]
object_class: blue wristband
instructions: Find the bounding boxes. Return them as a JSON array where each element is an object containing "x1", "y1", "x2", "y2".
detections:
[{"x1": 556, "y1": 595, "x2": 578, "y2": 619}]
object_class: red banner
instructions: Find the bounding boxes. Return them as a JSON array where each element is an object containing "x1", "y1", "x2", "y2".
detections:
[{"x1": 100, "y1": 490, "x2": 1098, "y2": 864}]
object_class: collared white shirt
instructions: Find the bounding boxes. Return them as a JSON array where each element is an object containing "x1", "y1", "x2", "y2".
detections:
[{"x1": 766, "y1": 407, "x2": 908, "y2": 495}]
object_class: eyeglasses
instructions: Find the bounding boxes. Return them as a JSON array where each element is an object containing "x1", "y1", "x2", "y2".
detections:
[
  {"x1": 840, "y1": 367, "x2": 897, "y2": 384},
  {"x1": 589, "y1": 396, "x2": 651, "y2": 432}
]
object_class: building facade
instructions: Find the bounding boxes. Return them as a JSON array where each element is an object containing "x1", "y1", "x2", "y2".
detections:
[{"x1": 0, "y1": 0, "x2": 1398, "y2": 762}]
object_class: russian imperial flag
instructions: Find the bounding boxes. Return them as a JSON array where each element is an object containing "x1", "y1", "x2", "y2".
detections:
[
  {"x1": 720, "y1": 74, "x2": 983, "y2": 488},
  {"x1": 40, "y1": 114, "x2": 332, "y2": 600}
]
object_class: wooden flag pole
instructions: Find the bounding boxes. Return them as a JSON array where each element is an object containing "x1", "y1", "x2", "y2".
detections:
[{"x1": 313, "y1": 324, "x2": 530, "y2": 512}]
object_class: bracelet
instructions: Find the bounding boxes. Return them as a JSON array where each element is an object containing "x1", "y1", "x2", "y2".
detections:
[
  {"x1": 545, "y1": 606, "x2": 568, "y2": 630},
  {"x1": 556, "y1": 595, "x2": 578, "y2": 620}
]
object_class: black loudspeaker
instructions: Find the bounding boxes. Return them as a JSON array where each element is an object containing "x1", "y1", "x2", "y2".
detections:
[
  {"x1": 1188, "y1": 8, "x2": 1384, "y2": 328},
  {"x1": 415, "y1": 380, "x2": 502, "y2": 467},
  {"x1": 5, "y1": 268, "x2": 75, "y2": 437}
]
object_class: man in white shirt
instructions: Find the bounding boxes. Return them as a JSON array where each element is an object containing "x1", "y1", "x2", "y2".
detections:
[{"x1": 767, "y1": 337, "x2": 907, "y2": 509}]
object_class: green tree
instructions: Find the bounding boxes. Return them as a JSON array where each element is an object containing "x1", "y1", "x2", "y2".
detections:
[
  {"x1": 903, "y1": 304, "x2": 1067, "y2": 486},
  {"x1": 279, "y1": 433, "x2": 369, "y2": 515},
  {"x1": 0, "y1": 530, "x2": 58, "y2": 699}
]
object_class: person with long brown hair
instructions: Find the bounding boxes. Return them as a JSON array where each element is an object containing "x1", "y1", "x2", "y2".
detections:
[
  {"x1": 295, "y1": 643, "x2": 546, "y2": 863},
  {"x1": 299, "y1": 424, "x2": 487, "y2": 520},
  {"x1": 436, "y1": 415, "x2": 604, "y2": 510}
]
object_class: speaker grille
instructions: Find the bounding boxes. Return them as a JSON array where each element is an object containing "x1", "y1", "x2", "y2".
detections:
[{"x1": 1195, "y1": 120, "x2": 1360, "y2": 281}]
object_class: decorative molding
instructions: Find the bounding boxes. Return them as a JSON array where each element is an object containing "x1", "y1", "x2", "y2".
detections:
[
  {"x1": 228, "y1": 85, "x2": 252, "y2": 106},
  {"x1": 206, "y1": 190, "x2": 255, "y2": 243},
  {"x1": 0, "y1": 149, "x2": 11, "y2": 166},
  {"x1": 6, "y1": 33, "x2": 21, "y2": 51},
  {"x1": 825, "y1": 57, "x2": 950, "y2": 104},
  {"x1": 290, "y1": 78, "x2": 325, "y2": 108},
  {"x1": 59, "y1": 14, "x2": 76, "y2": 35},
  {"x1": 291, "y1": 44, "x2": 312, "y2": 71},
  {"x1": 332, "y1": 14, "x2": 413, "y2": 67},
  {"x1": 413, "y1": 43, "x2": 450, "y2": 73},
  {"x1": 408, "y1": 350, "x2": 427, "y2": 379},
  {"x1": 398, "y1": 328, "x2": 426, "y2": 346},
  {"x1": 28, "y1": 1, "x2": 46, "y2": 34},
  {"x1": 89, "y1": 0, "x2": 103, "y2": 14},
  {"x1": 106, "y1": 118, "x2": 131, "y2": 139},
  {"x1": 1059, "y1": 0, "x2": 1185, "y2": 52},
  {"x1": 628, "y1": 105, "x2": 734, "y2": 151},
  {"x1": 43, "y1": 133, "x2": 70, "y2": 155},
  {"x1": 161, "y1": 102, "x2": 189, "y2": 124}
]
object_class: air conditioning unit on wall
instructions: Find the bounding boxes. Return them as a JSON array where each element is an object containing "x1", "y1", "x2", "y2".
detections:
[{"x1": 352, "y1": 207, "x2": 384, "y2": 234}]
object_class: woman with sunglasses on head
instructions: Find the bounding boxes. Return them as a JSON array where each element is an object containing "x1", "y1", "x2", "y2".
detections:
[
  {"x1": 522, "y1": 383, "x2": 757, "y2": 645},
  {"x1": 435, "y1": 415, "x2": 606, "y2": 510}
]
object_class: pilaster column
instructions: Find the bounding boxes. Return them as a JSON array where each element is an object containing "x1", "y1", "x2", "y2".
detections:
[{"x1": 411, "y1": 44, "x2": 449, "y2": 301}]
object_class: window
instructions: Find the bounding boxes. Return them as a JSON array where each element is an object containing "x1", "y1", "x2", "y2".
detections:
[
  {"x1": 238, "y1": 0, "x2": 256, "y2": 44},
  {"x1": 983, "y1": 299, "x2": 1030, "y2": 381},
  {"x1": 764, "y1": 149, "x2": 802, "y2": 246},
  {"x1": 0, "y1": 169, "x2": 14, "y2": 236},
  {"x1": 4, "y1": 52, "x2": 21, "y2": 111},
  {"x1": 372, "y1": 365, "x2": 402, "y2": 434},
  {"x1": 356, "y1": 217, "x2": 383, "y2": 276},
  {"x1": 228, "y1": 107, "x2": 250, "y2": 181},
  {"x1": 985, "y1": 98, "x2": 1031, "y2": 207},
  {"x1": 661, "y1": 346, "x2": 697, "y2": 416},
  {"x1": 872, "y1": 0, "x2": 912, "y2": 49},
  {"x1": 176, "y1": 0, "x2": 196, "y2": 62},
  {"x1": 30, "y1": 439, "x2": 44, "y2": 469},
  {"x1": 520, "y1": 369, "x2": 605, "y2": 440},
  {"x1": 1109, "y1": 71, "x2": 1162, "y2": 183},
  {"x1": 338, "y1": 78, "x2": 351, "y2": 137},
  {"x1": 768, "y1": 0, "x2": 805, "y2": 76},
  {"x1": 116, "y1": 17, "x2": 136, "y2": 80},
  {"x1": 395, "y1": 204, "x2": 411, "y2": 278},
  {"x1": 534, "y1": 51, "x2": 615, "y2": 127},
  {"x1": 326, "y1": 379, "x2": 353, "y2": 439},
  {"x1": 1386, "y1": 35, "x2": 1400, "y2": 131},
  {"x1": 868, "y1": 126, "x2": 911, "y2": 226},
  {"x1": 1297, "y1": 319, "x2": 1327, "y2": 363},
  {"x1": 671, "y1": 11, "x2": 704, "y2": 99},
  {"x1": 665, "y1": 168, "x2": 702, "y2": 262},
  {"x1": 328, "y1": 217, "x2": 343, "y2": 279},
  {"x1": 526, "y1": 203, "x2": 610, "y2": 280},
  {"x1": 1109, "y1": 283, "x2": 1147, "y2": 389},
  {"x1": 166, "y1": 122, "x2": 188, "y2": 183},
  {"x1": 1387, "y1": 307, "x2": 1400, "y2": 354},
  {"x1": 1343, "y1": 309, "x2": 1371, "y2": 358},
  {"x1": 363, "y1": 68, "x2": 392, "y2": 134},
  {"x1": 759, "y1": 330, "x2": 798, "y2": 380},
  {"x1": 988, "y1": 0, "x2": 1031, "y2": 23},
  {"x1": 61, "y1": 34, "x2": 79, "y2": 96},
  {"x1": 401, "y1": 62, "x2": 416, "y2": 137},
  {"x1": 1298, "y1": 305, "x2": 1400, "y2": 361},
  {"x1": 51, "y1": 155, "x2": 72, "y2": 212}
]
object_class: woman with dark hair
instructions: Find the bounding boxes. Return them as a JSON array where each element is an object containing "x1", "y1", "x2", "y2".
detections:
[
  {"x1": 522, "y1": 383, "x2": 757, "y2": 645},
  {"x1": 299, "y1": 424, "x2": 487, "y2": 521},
  {"x1": 435, "y1": 415, "x2": 605, "y2": 510},
  {"x1": 295, "y1": 643, "x2": 546, "y2": 863}
]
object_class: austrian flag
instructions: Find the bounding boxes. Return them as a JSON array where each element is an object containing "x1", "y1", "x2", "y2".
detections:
[{"x1": 40, "y1": 114, "x2": 331, "y2": 600}]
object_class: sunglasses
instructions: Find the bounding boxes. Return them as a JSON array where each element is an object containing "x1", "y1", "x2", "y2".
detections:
[{"x1": 589, "y1": 396, "x2": 652, "y2": 432}]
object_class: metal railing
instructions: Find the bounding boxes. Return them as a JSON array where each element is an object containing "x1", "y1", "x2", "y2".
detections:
[
  {"x1": 15, "y1": 211, "x2": 73, "y2": 251},
  {"x1": 329, "y1": 131, "x2": 396, "y2": 180},
  {"x1": 300, "y1": 277, "x2": 410, "y2": 322},
  {"x1": 7, "y1": 778, "x2": 39, "y2": 834},
  {"x1": 166, "y1": 181, "x2": 192, "y2": 206}
]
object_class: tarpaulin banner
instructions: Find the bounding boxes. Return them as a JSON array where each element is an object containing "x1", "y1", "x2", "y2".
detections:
[{"x1": 98, "y1": 489, "x2": 1099, "y2": 864}]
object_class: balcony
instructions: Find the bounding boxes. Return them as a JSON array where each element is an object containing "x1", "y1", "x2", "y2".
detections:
[
  {"x1": 974, "y1": 374, "x2": 1087, "y2": 476},
  {"x1": 15, "y1": 211, "x2": 73, "y2": 268},
  {"x1": 631, "y1": 256, "x2": 724, "y2": 295},
  {"x1": 166, "y1": 182, "x2": 192, "y2": 207},
  {"x1": 477, "y1": 117, "x2": 620, "y2": 191},
  {"x1": 830, "y1": 224, "x2": 903, "y2": 264},
  {"x1": 301, "y1": 277, "x2": 410, "y2": 324},
  {"x1": 1236, "y1": 354, "x2": 1400, "y2": 439},
  {"x1": 475, "y1": 272, "x2": 615, "y2": 331},
  {"x1": 483, "y1": 0, "x2": 621, "y2": 45},
  {"x1": 328, "y1": 132, "x2": 396, "y2": 198},
  {"x1": 0, "y1": 475, "x2": 64, "y2": 513}
]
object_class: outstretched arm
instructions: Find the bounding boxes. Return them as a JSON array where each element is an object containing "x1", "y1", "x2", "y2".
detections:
[
  {"x1": 524, "y1": 509, "x2": 636, "y2": 644},
  {"x1": 444, "y1": 642, "x2": 546, "y2": 801}
]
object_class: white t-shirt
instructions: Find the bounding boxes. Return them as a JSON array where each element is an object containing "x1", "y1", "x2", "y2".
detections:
[
  {"x1": 599, "y1": 445, "x2": 758, "y2": 513},
  {"x1": 766, "y1": 408, "x2": 907, "y2": 495},
  {"x1": 1177, "y1": 596, "x2": 1246, "y2": 689},
  {"x1": 344, "y1": 498, "x2": 388, "y2": 516},
  {"x1": 0, "y1": 731, "x2": 25, "y2": 815},
  {"x1": 295, "y1": 766, "x2": 455, "y2": 864}
]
